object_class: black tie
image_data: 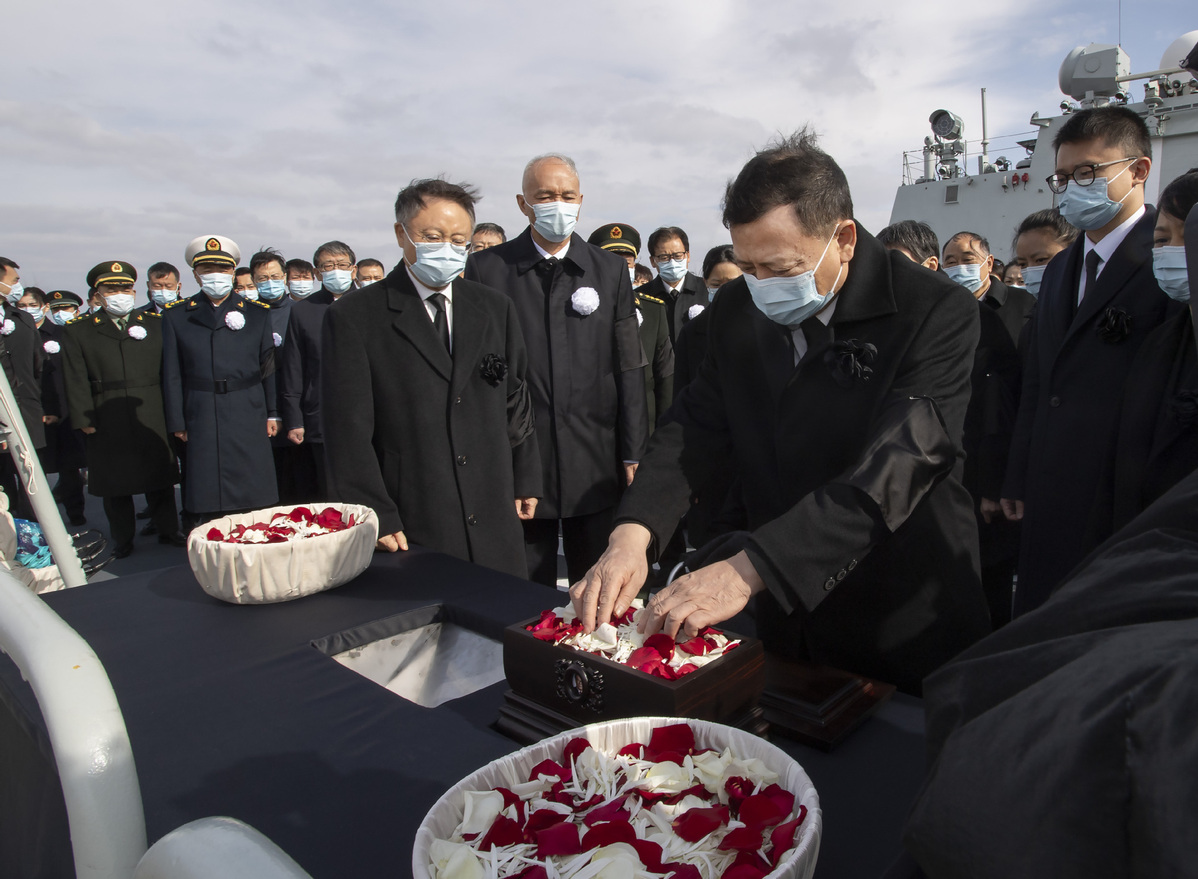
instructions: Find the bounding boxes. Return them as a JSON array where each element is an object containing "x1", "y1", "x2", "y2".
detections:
[
  {"x1": 799, "y1": 315, "x2": 832, "y2": 363},
  {"x1": 1083, "y1": 249, "x2": 1102, "y2": 305},
  {"x1": 429, "y1": 293, "x2": 450, "y2": 353}
]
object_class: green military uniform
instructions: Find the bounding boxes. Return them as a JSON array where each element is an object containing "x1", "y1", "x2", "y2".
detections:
[
  {"x1": 587, "y1": 223, "x2": 675, "y2": 431},
  {"x1": 61, "y1": 262, "x2": 180, "y2": 550}
]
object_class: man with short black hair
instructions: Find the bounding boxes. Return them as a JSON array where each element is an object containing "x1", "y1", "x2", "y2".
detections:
[
  {"x1": 470, "y1": 223, "x2": 506, "y2": 253},
  {"x1": 942, "y1": 231, "x2": 1036, "y2": 345},
  {"x1": 572, "y1": 130, "x2": 989, "y2": 694},
  {"x1": 232, "y1": 267, "x2": 257, "y2": 299},
  {"x1": 141, "y1": 262, "x2": 183, "y2": 315},
  {"x1": 642, "y1": 226, "x2": 707, "y2": 343},
  {"x1": 1001, "y1": 105, "x2": 1173, "y2": 615},
  {"x1": 285, "y1": 259, "x2": 318, "y2": 301},
  {"x1": 466, "y1": 154, "x2": 649, "y2": 587},
  {"x1": 249, "y1": 248, "x2": 297, "y2": 501},
  {"x1": 877, "y1": 220, "x2": 941, "y2": 271},
  {"x1": 355, "y1": 258, "x2": 385, "y2": 286},
  {"x1": 322, "y1": 178, "x2": 541, "y2": 577}
]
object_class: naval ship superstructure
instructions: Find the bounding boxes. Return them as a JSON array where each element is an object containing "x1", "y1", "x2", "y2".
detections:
[{"x1": 890, "y1": 30, "x2": 1198, "y2": 260}]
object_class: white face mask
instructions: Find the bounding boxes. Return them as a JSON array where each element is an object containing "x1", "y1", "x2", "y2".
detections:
[
  {"x1": 21, "y1": 306, "x2": 45, "y2": 322},
  {"x1": 102, "y1": 293, "x2": 136, "y2": 317},
  {"x1": 1020, "y1": 264, "x2": 1047, "y2": 298},
  {"x1": 628, "y1": 267, "x2": 637, "y2": 286},
  {"x1": 199, "y1": 273, "x2": 234, "y2": 300},
  {"x1": 321, "y1": 269, "x2": 354, "y2": 294},
  {"x1": 288, "y1": 279, "x2": 317, "y2": 299},
  {"x1": 237, "y1": 286, "x2": 259, "y2": 301},
  {"x1": 656, "y1": 257, "x2": 688, "y2": 284},
  {"x1": 527, "y1": 200, "x2": 580, "y2": 243}
]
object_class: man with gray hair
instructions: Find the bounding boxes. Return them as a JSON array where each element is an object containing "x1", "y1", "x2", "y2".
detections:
[{"x1": 466, "y1": 153, "x2": 649, "y2": 587}]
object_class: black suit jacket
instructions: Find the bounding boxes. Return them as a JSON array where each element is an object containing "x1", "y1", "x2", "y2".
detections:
[
  {"x1": 280, "y1": 289, "x2": 334, "y2": 443},
  {"x1": 321, "y1": 266, "x2": 542, "y2": 579},
  {"x1": 36, "y1": 322, "x2": 86, "y2": 473},
  {"x1": 465, "y1": 228, "x2": 648, "y2": 519},
  {"x1": 0, "y1": 304, "x2": 45, "y2": 448},
  {"x1": 1003, "y1": 207, "x2": 1174, "y2": 614},
  {"x1": 618, "y1": 228, "x2": 990, "y2": 694},
  {"x1": 640, "y1": 272, "x2": 707, "y2": 345},
  {"x1": 636, "y1": 292, "x2": 673, "y2": 429},
  {"x1": 981, "y1": 277, "x2": 1037, "y2": 346}
]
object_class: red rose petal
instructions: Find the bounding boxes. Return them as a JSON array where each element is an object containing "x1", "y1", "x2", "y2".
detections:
[
  {"x1": 573, "y1": 793, "x2": 603, "y2": 811},
  {"x1": 739, "y1": 792, "x2": 788, "y2": 830},
  {"x1": 768, "y1": 806, "x2": 808, "y2": 868},
  {"x1": 660, "y1": 784, "x2": 714, "y2": 805},
  {"x1": 534, "y1": 820, "x2": 582, "y2": 858},
  {"x1": 631, "y1": 838, "x2": 667, "y2": 872},
  {"x1": 648, "y1": 723, "x2": 695, "y2": 758},
  {"x1": 676, "y1": 663, "x2": 701, "y2": 677},
  {"x1": 677, "y1": 636, "x2": 714, "y2": 655},
  {"x1": 724, "y1": 776, "x2": 755, "y2": 815},
  {"x1": 477, "y1": 813, "x2": 522, "y2": 851},
  {"x1": 718, "y1": 825, "x2": 763, "y2": 852},
  {"x1": 581, "y1": 820, "x2": 638, "y2": 850},
  {"x1": 618, "y1": 743, "x2": 646, "y2": 759},
  {"x1": 562, "y1": 737, "x2": 590, "y2": 767},
  {"x1": 583, "y1": 797, "x2": 630, "y2": 826},
  {"x1": 671, "y1": 805, "x2": 729, "y2": 842},
  {"x1": 206, "y1": 527, "x2": 223, "y2": 540},
  {"x1": 524, "y1": 809, "x2": 567, "y2": 837},
  {"x1": 721, "y1": 865, "x2": 769, "y2": 879},
  {"x1": 732, "y1": 850, "x2": 772, "y2": 871},
  {"x1": 643, "y1": 633, "x2": 676, "y2": 660},
  {"x1": 528, "y1": 759, "x2": 569, "y2": 783}
]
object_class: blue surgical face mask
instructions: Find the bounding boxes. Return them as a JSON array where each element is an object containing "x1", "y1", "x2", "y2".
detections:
[
  {"x1": 149, "y1": 288, "x2": 179, "y2": 308},
  {"x1": 707, "y1": 286, "x2": 720, "y2": 302},
  {"x1": 744, "y1": 225, "x2": 844, "y2": 328},
  {"x1": 102, "y1": 293, "x2": 136, "y2": 317},
  {"x1": 288, "y1": 279, "x2": 317, "y2": 299},
  {"x1": 628, "y1": 267, "x2": 637, "y2": 286},
  {"x1": 256, "y1": 279, "x2": 287, "y2": 301},
  {"x1": 199, "y1": 273, "x2": 233, "y2": 300},
  {"x1": 49, "y1": 310, "x2": 73, "y2": 326},
  {"x1": 1152, "y1": 245, "x2": 1190, "y2": 302},
  {"x1": 4, "y1": 281, "x2": 25, "y2": 306},
  {"x1": 943, "y1": 262, "x2": 986, "y2": 294},
  {"x1": 21, "y1": 306, "x2": 44, "y2": 322},
  {"x1": 322, "y1": 269, "x2": 354, "y2": 295},
  {"x1": 1056, "y1": 163, "x2": 1133, "y2": 231},
  {"x1": 527, "y1": 199, "x2": 580, "y2": 243},
  {"x1": 404, "y1": 227, "x2": 469, "y2": 289},
  {"x1": 656, "y1": 258, "x2": 688, "y2": 285},
  {"x1": 1020, "y1": 264, "x2": 1047, "y2": 298}
]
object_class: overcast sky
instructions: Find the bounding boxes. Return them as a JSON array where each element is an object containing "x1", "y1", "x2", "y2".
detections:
[{"x1": 2, "y1": 1, "x2": 1193, "y2": 297}]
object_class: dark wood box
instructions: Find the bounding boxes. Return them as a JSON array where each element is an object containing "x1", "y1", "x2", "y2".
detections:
[{"x1": 501, "y1": 616, "x2": 765, "y2": 732}]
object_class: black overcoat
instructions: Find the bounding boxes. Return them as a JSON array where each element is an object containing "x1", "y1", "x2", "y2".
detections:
[
  {"x1": 636, "y1": 291, "x2": 673, "y2": 429},
  {"x1": 37, "y1": 322, "x2": 86, "y2": 473},
  {"x1": 60, "y1": 311, "x2": 177, "y2": 497},
  {"x1": 1003, "y1": 208, "x2": 1174, "y2": 614},
  {"x1": 280, "y1": 290, "x2": 333, "y2": 442},
  {"x1": 321, "y1": 266, "x2": 542, "y2": 579},
  {"x1": 981, "y1": 277, "x2": 1036, "y2": 345},
  {"x1": 1, "y1": 304, "x2": 45, "y2": 448},
  {"x1": 640, "y1": 272, "x2": 707, "y2": 345},
  {"x1": 619, "y1": 228, "x2": 990, "y2": 694},
  {"x1": 465, "y1": 229, "x2": 648, "y2": 519},
  {"x1": 161, "y1": 293, "x2": 278, "y2": 514}
]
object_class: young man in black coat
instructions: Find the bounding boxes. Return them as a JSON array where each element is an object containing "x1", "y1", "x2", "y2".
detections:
[
  {"x1": 640, "y1": 226, "x2": 709, "y2": 345},
  {"x1": 322, "y1": 178, "x2": 542, "y2": 580},
  {"x1": 571, "y1": 130, "x2": 990, "y2": 695},
  {"x1": 1001, "y1": 106, "x2": 1173, "y2": 616},
  {"x1": 465, "y1": 154, "x2": 649, "y2": 587}
]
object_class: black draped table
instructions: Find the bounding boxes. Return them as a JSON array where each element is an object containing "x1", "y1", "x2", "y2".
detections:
[{"x1": 0, "y1": 547, "x2": 926, "y2": 878}]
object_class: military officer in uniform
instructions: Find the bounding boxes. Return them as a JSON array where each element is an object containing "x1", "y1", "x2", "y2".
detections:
[
  {"x1": 589, "y1": 224, "x2": 674, "y2": 429},
  {"x1": 61, "y1": 262, "x2": 183, "y2": 556},
  {"x1": 163, "y1": 236, "x2": 279, "y2": 529}
]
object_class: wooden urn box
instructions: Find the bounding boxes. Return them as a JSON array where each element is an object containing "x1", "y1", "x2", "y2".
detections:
[{"x1": 496, "y1": 615, "x2": 767, "y2": 745}]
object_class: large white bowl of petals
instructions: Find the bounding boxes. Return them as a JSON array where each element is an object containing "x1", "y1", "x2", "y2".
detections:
[
  {"x1": 414, "y1": 717, "x2": 820, "y2": 879},
  {"x1": 187, "y1": 503, "x2": 379, "y2": 604}
]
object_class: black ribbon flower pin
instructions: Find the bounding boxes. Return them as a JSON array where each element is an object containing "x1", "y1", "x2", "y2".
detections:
[
  {"x1": 1096, "y1": 307, "x2": 1132, "y2": 344},
  {"x1": 479, "y1": 353, "x2": 508, "y2": 386},
  {"x1": 1171, "y1": 389, "x2": 1198, "y2": 428},
  {"x1": 824, "y1": 339, "x2": 877, "y2": 388}
]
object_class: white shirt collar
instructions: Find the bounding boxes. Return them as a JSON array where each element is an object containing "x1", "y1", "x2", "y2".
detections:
[
  {"x1": 1084, "y1": 204, "x2": 1145, "y2": 268},
  {"x1": 533, "y1": 237, "x2": 570, "y2": 262},
  {"x1": 405, "y1": 263, "x2": 452, "y2": 302}
]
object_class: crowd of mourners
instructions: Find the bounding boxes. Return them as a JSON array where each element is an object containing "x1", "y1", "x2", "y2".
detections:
[{"x1": 0, "y1": 103, "x2": 1194, "y2": 699}]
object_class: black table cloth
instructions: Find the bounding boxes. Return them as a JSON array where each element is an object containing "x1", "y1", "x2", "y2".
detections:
[{"x1": 0, "y1": 547, "x2": 925, "y2": 878}]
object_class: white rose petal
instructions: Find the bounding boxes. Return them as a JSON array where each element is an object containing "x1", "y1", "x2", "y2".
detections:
[
  {"x1": 127, "y1": 325, "x2": 147, "y2": 340},
  {"x1": 688, "y1": 304, "x2": 705, "y2": 319},
  {"x1": 43, "y1": 340, "x2": 61, "y2": 354},
  {"x1": 458, "y1": 789, "x2": 504, "y2": 837},
  {"x1": 224, "y1": 311, "x2": 246, "y2": 330},
  {"x1": 428, "y1": 840, "x2": 484, "y2": 879},
  {"x1": 571, "y1": 286, "x2": 600, "y2": 316}
]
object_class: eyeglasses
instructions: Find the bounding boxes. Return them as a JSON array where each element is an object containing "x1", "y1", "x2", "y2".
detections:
[
  {"x1": 653, "y1": 251, "x2": 687, "y2": 262},
  {"x1": 411, "y1": 232, "x2": 471, "y2": 247},
  {"x1": 317, "y1": 261, "x2": 354, "y2": 272},
  {"x1": 1046, "y1": 157, "x2": 1136, "y2": 194}
]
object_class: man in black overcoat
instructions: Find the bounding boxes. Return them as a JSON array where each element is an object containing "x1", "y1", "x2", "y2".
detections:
[
  {"x1": 162, "y1": 236, "x2": 279, "y2": 528},
  {"x1": 942, "y1": 230, "x2": 1037, "y2": 345},
  {"x1": 639, "y1": 226, "x2": 708, "y2": 345},
  {"x1": 1001, "y1": 107, "x2": 1173, "y2": 616},
  {"x1": 571, "y1": 131, "x2": 990, "y2": 695},
  {"x1": 61, "y1": 262, "x2": 183, "y2": 555},
  {"x1": 322, "y1": 178, "x2": 542, "y2": 579},
  {"x1": 465, "y1": 154, "x2": 648, "y2": 587}
]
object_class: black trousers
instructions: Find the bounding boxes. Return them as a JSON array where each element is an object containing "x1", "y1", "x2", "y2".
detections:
[
  {"x1": 53, "y1": 468, "x2": 86, "y2": 521},
  {"x1": 523, "y1": 507, "x2": 614, "y2": 589},
  {"x1": 103, "y1": 487, "x2": 177, "y2": 547}
]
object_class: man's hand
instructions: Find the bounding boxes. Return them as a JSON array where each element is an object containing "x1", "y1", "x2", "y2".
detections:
[
  {"x1": 1000, "y1": 498, "x2": 1024, "y2": 522},
  {"x1": 43, "y1": 415, "x2": 59, "y2": 425},
  {"x1": 267, "y1": 420, "x2": 279, "y2": 438},
  {"x1": 980, "y1": 497, "x2": 1003, "y2": 524},
  {"x1": 570, "y1": 523, "x2": 652, "y2": 632},
  {"x1": 515, "y1": 497, "x2": 538, "y2": 520},
  {"x1": 288, "y1": 427, "x2": 305, "y2": 445},
  {"x1": 377, "y1": 531, "x2": 409, "y2": 552},
  {"x1": 81, "y1": 426, "x2": 96, "y2": 435},
  {"x1": 624, "y1": 462, "x2": 638, "y2": 486},
  {"x1": 174, "y1": 431, "x2": 188, "y2": 442},
  {"x1": 641, "y1": 551, "x2": 766, "y2": 640}
]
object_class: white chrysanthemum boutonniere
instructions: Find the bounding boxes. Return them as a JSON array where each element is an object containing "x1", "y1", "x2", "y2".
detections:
[
  {"x1": 688, "y1": 304, "x2": 705, "y2": 320},
  {"x1": 571, "y1": 286, "x2": 599, "y2": 316},
  {"x1": 43, "y1": 340, "x2": 61, "y2": 354},
  {"x1": 272, "y1": 332, "x2": 283, "y2": 347},
  {"x1": 127, "y1": 325, "x2": 147, "y2": 340},
  {"x1": 225, "y1": 312, "x2": 246, "y2": 331},
  {"x1": 1, "y1": 320, "x2": 14, "y2": 336},
  {"x1": 636, "y1": 309, "x2": 644, "y2": 326}
]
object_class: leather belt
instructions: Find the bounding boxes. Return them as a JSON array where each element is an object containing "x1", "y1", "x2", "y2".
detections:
[{"x1": 184, "y1": 375, "x2": 263, "y2": 394}]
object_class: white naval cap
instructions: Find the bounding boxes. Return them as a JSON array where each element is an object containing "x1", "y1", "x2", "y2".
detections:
[{"x1": 185, "y1": 235, "x2": 241, "y2": 268}]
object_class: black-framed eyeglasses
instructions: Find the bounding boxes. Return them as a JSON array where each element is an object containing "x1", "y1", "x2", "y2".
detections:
[
  {"x1": 653, "y1": 251, "x2": 687, "y2": 262},
  {"x1": 1046, "y1": 157, "x2": 1136, "y2": 194}
]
